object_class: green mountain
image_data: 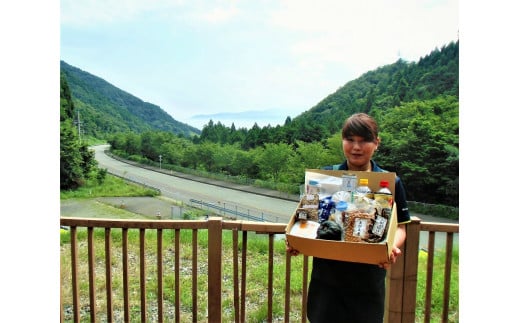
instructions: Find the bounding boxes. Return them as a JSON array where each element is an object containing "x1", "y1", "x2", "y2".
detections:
[
  {"x1": 291, "y1": 40, "x2": 459, "y2": 138},
  {"x1": 195, "y1": 41, "x2": 458, "y2": 148},
  {"x1": 60, "y1": 60, "x2": 201, "y2": 138}
]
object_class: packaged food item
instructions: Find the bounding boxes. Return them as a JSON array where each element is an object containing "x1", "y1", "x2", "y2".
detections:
[
  {"x1": 289, "y1": 220, "x2": 320, "y2": 238},
  {"x1": 301, "y1": 193, "x2": 319, "y2": 206},
  {"x1": 317, "y1": 176, "x2": 343, "y2": 198},
  {"x1": 368, "y1": 207, "x2": 391, "y2": 242},
  {"x1": 297, "y1": 193, "x2": 320, "y2": 221},
  {"x1": 318, "y1": 196, "x2": 335, "y2": 223},
  {"x1": 331, "y1": 201, "x2": 348, "y2": 225},
  {"x1": 296, "y1": 208, "x2": 318, "y2": 221},
  {"x1": 343, "y1": 209, "x2": 376, "y2": 242},
  {"x1": 331, "y1": 190, "x2": 351, "y2": 204},
  {"x1": 316, "y1": 220, "x2": 343, "y2": 241},
  {"x1": 329, "y1": 201, "x2": 348, "y2": 240}
]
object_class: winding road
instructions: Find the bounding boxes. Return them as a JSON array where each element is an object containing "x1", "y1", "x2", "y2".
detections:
[{"x1": 92, "y1": 144, "x2": 300, "y2": 223}]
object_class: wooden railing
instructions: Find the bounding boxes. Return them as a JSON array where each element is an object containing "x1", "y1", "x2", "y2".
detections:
[{"x1": 60, "y1": 216, "x2": 458, "y2": 323}]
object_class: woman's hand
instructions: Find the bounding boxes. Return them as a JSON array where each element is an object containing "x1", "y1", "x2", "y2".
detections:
[
  {"x1": 285, "y1": 240, "x2": 300, "y2": 256},
  {"x1": 378, "y1": 246, "x2": 401, "y2": 269}
]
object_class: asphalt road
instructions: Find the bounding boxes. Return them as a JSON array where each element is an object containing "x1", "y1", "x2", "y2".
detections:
[{"x1": 92, "y1": 144, "x2": 300, "y2": 223}]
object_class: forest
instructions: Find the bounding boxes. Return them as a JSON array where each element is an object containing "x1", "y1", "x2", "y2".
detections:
[{"x1": 102, "y1": 41, "x2": 459, "y2": 207}]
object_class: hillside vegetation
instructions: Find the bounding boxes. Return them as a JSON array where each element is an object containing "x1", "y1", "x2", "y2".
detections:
[{"x1": 60, "y1": 61, "x2": 200, "y2": 139}]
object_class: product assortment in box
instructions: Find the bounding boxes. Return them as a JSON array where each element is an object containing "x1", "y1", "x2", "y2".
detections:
[{"x1": 285, "y1": 169, "x2": 398, "y2": 265}]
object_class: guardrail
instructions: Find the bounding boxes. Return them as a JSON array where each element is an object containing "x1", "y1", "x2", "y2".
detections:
[{"x1": 189, "y1": 198, "x2": 270, "y2": 222}]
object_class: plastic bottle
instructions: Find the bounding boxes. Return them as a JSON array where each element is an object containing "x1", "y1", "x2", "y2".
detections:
[
  {"x1": 307, "y1": 179, "x2": 321, "y2": 195},
  {"x1": 372, "y1": 179, "x2": 393, "y2": 241},
  {"x1": 377, "y1": 180, "x2": 392, "y2": 195},
  {"x1": 374, "y1": 180, "x2": 393, "y2": 208},
  {"x1": 341, "y1": 174, "x2": 357, "y2": 193},
  {"x1": 355, "y1": 178, "x2": 373, "y2": 199},
  {"x1": 341, "y1": 174, "x2": 357, "y2": 203}
]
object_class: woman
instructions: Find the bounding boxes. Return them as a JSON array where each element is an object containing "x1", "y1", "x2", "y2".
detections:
[{"x1": 288, "y1": 113, "x2": 411, "y2": 323}]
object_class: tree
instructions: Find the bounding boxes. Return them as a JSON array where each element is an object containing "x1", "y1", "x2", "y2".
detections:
[
  {"x1": 60, "y1": 73, "x2": 99, "y2": 190},
  {"x1": 229, "y1": 148, "x2": 257, "y2": 178},
  {"x1": 375, "y1": 96, "x2": 459, "y2": 205},
  {"x1": 255, "y1": 143, "x2": 295, "y2": 182},
  {"x1": 60, "y1": 119, "x2": 84, "y2": 189}
]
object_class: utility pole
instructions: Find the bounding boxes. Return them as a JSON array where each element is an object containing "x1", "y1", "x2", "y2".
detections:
[{"x1": 75, "y1": 110, "x2": 83, "y2": 143}]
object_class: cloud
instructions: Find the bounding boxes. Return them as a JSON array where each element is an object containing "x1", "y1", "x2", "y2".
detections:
[
  {"x1": 189, "y1": 5, "x2": 240, "y2": 24},
  {"x1": 188, "y1": 108, "x2": 294, "y2": 130},
  {"x1": 269, "y1": 0, "x2": 458, "y2": 72},
  {"x1": 60, "y1": 0, "x2": 179, "y2": 26},
  {"x1": 191, "y1": 109, "x2": 287, "y2": 121},
  {"x1": 61, "y1": 0, "x2": 243, "y2": 27}
]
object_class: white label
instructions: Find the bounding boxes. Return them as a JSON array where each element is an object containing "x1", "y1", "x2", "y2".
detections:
[
  {"x1": 342, "y1": 174, "x2": 357, "y2": 192},
  {"x1": 372, "y1": 216, "x2": 388, "y2": 237},
  {"x1": 353, "y1": 218, "x2": 368, "y2": 238},
  {"x1": 297, "y1": 210, "x2": 308, "y2": 220}
]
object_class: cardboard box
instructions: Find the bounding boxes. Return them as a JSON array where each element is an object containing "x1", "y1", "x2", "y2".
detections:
[{"x1": 285, "y1": 170, "x2": 397, "y2": 265}]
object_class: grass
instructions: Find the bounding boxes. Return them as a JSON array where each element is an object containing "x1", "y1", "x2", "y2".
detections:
[
  {"x1": 60, "y1": 228, "x2": 303, "y2": 322},
  {"x1": 60, "y1": 173, "x2": 459, "y2": 322},
  {"x1": 60, "y1": 174, "x2": 159, "y2": 200},
  {"x1": 415, "y1": 248, "x2": 459, "y2": 322}
]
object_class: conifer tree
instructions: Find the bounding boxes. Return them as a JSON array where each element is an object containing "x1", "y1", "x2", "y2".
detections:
[{"x1": 60, "y1": 73, "x2": 98, "y2": 190}]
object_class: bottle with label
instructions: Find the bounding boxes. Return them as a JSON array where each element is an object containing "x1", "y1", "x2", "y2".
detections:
[
  {"x1": 341, "y1": 174, "x2": 357, "y2": 192},
  {"x1": 374, "y1": 180, "x2": 393, "y2": 208},
  {"x1": 355, "y1": 178, "x2": 373, "y2": 199},
  {"x1": 307, "y1": 179, "x2": 321, "y2": 195},
  {"x1": 377, "y1": 180, "x2": 391, "y2": 194},
  {"x1": 341, "y1": 174, "x2": 357, "y2": 203}
]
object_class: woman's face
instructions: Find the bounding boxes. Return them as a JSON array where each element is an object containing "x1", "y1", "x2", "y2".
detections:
[{"x1": 342, "y1": 135, "x2": 379, "y2": 171}]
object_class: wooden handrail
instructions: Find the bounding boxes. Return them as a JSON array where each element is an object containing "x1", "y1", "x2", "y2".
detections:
[{"x1": 60, "y1": 216, "x2": 458, "y2": 322}]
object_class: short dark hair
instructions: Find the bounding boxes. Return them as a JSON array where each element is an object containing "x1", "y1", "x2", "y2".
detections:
[{"x1": 341, "y1": 113, "x2": 379, "y2": 142}]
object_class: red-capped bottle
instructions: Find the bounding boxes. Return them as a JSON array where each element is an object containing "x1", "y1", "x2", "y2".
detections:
[{"x1": 375, "y1": 180, "x2": 393, "y2": 208}]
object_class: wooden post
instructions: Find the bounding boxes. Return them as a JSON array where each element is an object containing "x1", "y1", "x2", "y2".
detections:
[
  {"x1": 387, "y1": 216, "x2": 421, "y2": 322},
  {"x1": 402, "y1": 217, "x2": 421, "y2": 323},
  {"x1": 208, "y1": 217, "x2": 223, "y2": 323}
]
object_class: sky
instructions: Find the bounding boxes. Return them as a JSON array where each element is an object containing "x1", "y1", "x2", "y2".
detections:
[{"x1": 60, "y1": 0, "x2": 459, "y2": 130}]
